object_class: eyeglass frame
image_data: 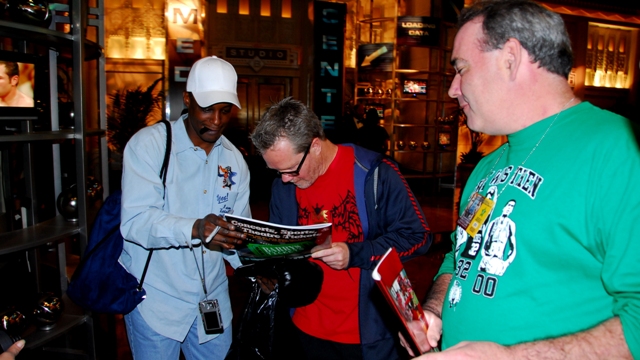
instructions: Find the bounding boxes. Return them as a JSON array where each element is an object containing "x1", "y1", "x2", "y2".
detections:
[{"x1": 274, "y1": 143, "x2": 311, "y2": 177}]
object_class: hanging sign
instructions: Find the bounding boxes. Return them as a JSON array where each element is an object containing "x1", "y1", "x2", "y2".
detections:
[
  {"x1": 313, "y1": 0, "x2": 346, "y2": 131},
  {"x1": 397, "y1": 16, "x2": 441, "y2": 47},
  {"x1": 357, "y1": 43, "x2": 394, "y2": 72},
  {"x1": 167, "y1": 0, "x2": 204, "y2": 120}
]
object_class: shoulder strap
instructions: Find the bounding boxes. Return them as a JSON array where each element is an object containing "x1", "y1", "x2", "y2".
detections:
[
  {"x1": 138, "y1": 119, "x2": 172, "y2": 291},
  {"x1": 159, "y1": 119, "x2": 172, "y2": 186}
]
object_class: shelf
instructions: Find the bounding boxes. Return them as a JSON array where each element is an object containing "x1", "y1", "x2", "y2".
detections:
[
  {"x1": 0, "y1": 20, "x2": 102, "y2": 60},
  {"x1": 0, "y1": 128, "x2": 105, "y2": 142},
  {"x1": 393, "y1": 124, "x2": 436, "y2": 128},
  {"x1": 396, "y1": 69, "x2": 454, "y2": 75},
  {"x1": 358, "y1": 16, "x2": 395, "y2": 24},
  {"x1": 394, "y1": 97, "x2": 435, "y2": 102},
  {"x1": 0, "y1": 216, "x2": 80, "y2": 256},
  {"x1": 22, "y1": 295, "x2": 91, "y2": 350},
  {"x1": 397, "y1": 98, "x2": 457, "y2": 103},
  {"x1": 85, "y1": 128, "x2": 107, "y2": 137},
  {"x1": 356, "y1": 0, "x2": 459, "y2": 182},
  {"x1": 356, "y1": 97, "x2": 393, "y2": 102},
  {"x1": 0, "y1": 130, "x2": 75, "y2": 143},
  {"x1": 0, "y1": 1, "x2": 101, "y2": 357},
  {"x1": 356, "y1": 97, "x2": 458, "y2": 104}
]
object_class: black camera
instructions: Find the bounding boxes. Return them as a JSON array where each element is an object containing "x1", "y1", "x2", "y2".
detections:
[{"x1": 199, "y1": 300, "x2": 223, "y2": 335}]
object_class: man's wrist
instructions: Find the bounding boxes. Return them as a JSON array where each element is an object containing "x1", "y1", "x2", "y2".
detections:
[{"x1": 422, "y1": 303, "x2": 442, "y2": 319}]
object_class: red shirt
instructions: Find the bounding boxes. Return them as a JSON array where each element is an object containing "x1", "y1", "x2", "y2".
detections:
[{"x1": 292, "y1": 145, "x2": 363, "y2": 344}]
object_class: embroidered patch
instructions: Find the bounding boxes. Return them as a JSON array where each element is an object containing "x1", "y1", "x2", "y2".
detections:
[{"x1": 218, "y1": 165, "x2": 237, "y2": 190}]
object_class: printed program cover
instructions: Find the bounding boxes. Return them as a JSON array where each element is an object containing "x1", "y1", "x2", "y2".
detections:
[
  {"x1": 225, "y1": 214, "x2": 332, "y2": 261},
  {"x1": 372, "y1": 247, "x2": 429, "y2": 355}
]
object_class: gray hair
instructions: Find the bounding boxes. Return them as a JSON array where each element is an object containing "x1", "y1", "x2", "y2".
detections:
[
  {"x1": 250, "y1": 97, "x2": 325, "y2": 154},
  {"x1": 459, "y1": 0, "x2": 573, "y2": 78}
]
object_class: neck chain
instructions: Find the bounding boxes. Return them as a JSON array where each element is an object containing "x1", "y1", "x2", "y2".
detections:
[{"x1": 484, "y1": 96, "x2": 575, "y2": 198}]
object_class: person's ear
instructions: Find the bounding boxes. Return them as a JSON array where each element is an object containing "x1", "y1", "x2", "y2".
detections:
[
  {"x1": 502, "y1": 38, "x2": 523, "y2": 80},
  {"x1": 183, "y1": 91, "x2": 190, "y2": 107},
  {"x1": 310, "y1": 137, "x2": 320, "y2": 154}
]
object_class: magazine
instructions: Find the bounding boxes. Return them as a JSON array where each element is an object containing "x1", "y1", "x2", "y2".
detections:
[
  {"x1": 372, "y1": 247, "x2": 429, "y2": 355},
  {"x1": 224, "y1": 214, "x2": 332, "y2": 261}
]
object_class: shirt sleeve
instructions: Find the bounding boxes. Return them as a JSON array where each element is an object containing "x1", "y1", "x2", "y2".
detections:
[
  {"x1": 597, "y1": 121, "x2": 640, "y2": 358},
  {"x1": 120, "y1": 124, "x2": 195, "y2": 248},
  {"x1": 347, "y1": 160, "x2": 431, "y2": 270}
]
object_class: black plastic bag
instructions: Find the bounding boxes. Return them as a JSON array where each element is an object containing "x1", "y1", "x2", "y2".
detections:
[
  {"x1": 227, "y1": 259, "x2": 323, "y2": 360},
  {"x1": 235, "y1": 258, "x2": 323, "y2": 308},
  {"x1": 226, "y1": 280, "x2": 278, "y2": 360}
]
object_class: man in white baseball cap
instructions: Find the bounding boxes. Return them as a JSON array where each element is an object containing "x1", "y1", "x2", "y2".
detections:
[{"x1": 120, "y1": 55, "x2": 251, "y2": 360}]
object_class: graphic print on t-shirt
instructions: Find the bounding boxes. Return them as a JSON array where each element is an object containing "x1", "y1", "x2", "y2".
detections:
[
  {"x1": 450, "y1": 169, "x2": 525, "y2": 308},
  {"x1": 298, "y1": 189, "x2": 362, "y2": 243},
  {"x1": 477, "y1": 199, "x2": 517, "y2": 276}
]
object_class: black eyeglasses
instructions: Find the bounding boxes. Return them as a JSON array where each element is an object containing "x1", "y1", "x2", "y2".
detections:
[{"x1": 275, "y1": 144, "x2": 311, "y2": 177}]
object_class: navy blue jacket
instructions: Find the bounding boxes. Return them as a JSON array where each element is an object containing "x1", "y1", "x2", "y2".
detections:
[{"x1": 269, "y1": 144, "x2": 431, "y2": 360}]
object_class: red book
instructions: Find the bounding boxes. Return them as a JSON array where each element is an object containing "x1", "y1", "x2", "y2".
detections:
[{"x1": 372, "y1": 247, "x2": 428, "y2": 355}]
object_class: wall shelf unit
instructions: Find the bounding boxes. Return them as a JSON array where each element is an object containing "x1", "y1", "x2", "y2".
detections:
[
  {"x1": 354, "y1": 0, "x2": 460, "y2": 186},
  {"x1": 0, "y1": 0, "x2": 106, "y2": 358}
]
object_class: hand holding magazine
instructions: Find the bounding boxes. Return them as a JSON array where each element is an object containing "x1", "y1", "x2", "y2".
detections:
[
  {"x1": 372, "y1": 247, "x2": 430, "y2": 355},
  {"x1": 224, "y1": 214, "x2": 332, "y2": 261}
]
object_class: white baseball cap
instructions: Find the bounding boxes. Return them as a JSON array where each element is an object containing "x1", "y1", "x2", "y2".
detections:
[{"x1": 186, "y1": 56, "x2": 241, "y2": 109}]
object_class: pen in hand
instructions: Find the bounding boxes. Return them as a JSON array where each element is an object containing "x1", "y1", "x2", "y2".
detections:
[{"x1": 205, "y1": 210, "x2": 233, "y2": 243}]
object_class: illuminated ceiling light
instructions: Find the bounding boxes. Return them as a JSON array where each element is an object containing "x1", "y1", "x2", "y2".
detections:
[{"x1": 105, "y1": 0, "x2": 166, "y2": 60}]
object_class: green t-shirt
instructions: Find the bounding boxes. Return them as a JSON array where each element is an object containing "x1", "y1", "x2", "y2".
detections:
[{"x1": 437, "y1": 102, "x2": 640, "y2": 357}]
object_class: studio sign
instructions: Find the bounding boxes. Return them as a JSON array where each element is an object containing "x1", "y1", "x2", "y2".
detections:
[{"x1": 225, "y1": 47, "x2": 288, "y2": 61}]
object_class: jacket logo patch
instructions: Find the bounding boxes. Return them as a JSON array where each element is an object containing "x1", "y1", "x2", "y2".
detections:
[{"x1": 218, "y1": 165, "x2": 236, "y2": 190}]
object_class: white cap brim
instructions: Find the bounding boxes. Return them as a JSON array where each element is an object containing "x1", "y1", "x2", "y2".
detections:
[{"x1": 192, "y1": 90, "x2": 241, "y2": 109}]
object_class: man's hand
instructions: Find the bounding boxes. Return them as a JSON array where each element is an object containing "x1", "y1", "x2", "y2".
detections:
[
  {"x1": 311, "y1": 242, "x2": 349, "y2": 269},
  {"x1": 400, "y1": 309, "x2": 443, "y2": 356},
  {"x1": 0, "y1": 339, "x2": 25, "y2": 360},
  {"x1": 192, "y1": 214, "x2": 246, "y2": 250}
]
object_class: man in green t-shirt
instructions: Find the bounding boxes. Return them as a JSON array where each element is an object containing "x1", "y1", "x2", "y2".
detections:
[{"x1": 402, "y1": 0, "x2": 640, "y2": 359}]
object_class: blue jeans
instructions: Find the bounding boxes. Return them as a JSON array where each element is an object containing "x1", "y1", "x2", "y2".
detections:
[{"x1": 124, "y1": 307, "x2": 232, "y2": 360}]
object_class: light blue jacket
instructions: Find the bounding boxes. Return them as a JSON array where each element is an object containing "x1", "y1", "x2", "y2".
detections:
[{"x1": 120, "y1": 116, "x2": 250, "y2": 343}]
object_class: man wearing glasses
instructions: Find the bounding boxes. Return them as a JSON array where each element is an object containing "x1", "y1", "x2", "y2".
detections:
[{"x1": 250, "y1": 97, "x2": 432, "y2": 360}]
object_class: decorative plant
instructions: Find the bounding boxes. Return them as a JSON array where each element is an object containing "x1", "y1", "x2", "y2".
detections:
[
  {"x1": 107, "y1": 78, "x2": 164, "y2": 154},
  {"x1": 457, "y1": 108, "x2": 486, "y2": 165}
]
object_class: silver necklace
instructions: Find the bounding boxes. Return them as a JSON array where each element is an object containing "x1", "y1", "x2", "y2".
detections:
[{"x1": 484, "y1": 96, "x2": 576, "y2": 198}]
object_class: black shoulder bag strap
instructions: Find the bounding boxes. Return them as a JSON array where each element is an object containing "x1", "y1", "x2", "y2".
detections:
[{"x1": 137, "y1": 119, "x2": 172, "y2": 291}]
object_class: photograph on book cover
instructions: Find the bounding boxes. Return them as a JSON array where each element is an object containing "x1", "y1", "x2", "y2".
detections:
[
  {"x1": 390, "y1": 265, "x2": 423, "y2": 322},
  {"x1": 373, "y1": 247, "x2": 428, "y2": 354},
  {"x1": 225, "y1": 214, "x2": 332, "y2": 261}
]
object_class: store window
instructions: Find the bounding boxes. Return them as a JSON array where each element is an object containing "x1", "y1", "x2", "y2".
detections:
[
  {"x1": 261, "y1": 0, "x2": 271, "y2": 16},
  {"x1": 585, "y1": 23, "x2": 635, "y2": 89},
  {"x1": 217, "y1": 0, "x2": 227, "y2": 13},
  {"x1": 282, "y1": 0, "x2": 291, "y2": 18},
  {"x1": 239, "y1": 0, "x2": 250, "y2": 15}
]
